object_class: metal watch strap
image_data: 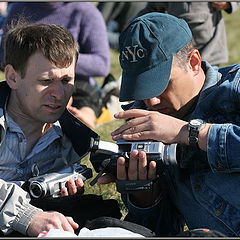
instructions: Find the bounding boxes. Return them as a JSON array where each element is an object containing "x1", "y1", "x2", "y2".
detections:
[{"x1": 188, "y1": 127, "x2": 200, "y2": 149}]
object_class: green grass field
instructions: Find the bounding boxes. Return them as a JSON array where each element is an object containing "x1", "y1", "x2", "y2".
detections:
[{"x1": 0, "y1": 8, "x2": 239, "y2": 218}]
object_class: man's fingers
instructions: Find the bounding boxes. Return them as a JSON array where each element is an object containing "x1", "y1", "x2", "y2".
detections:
[
  {"x1": 75, "y1": 178, "x2": 84, "y2": 194},
  {"x1": 65, "y1": 216, "x2": 79, "y2": 230},
  {"x1": 60, "y1": 187, "x2": 68, "y2": 196},
  {"x1": 112, "y1": 117, "x2": 149, "y2": 139},
  {"x1": 67, "y1": 106, "x2": 78, "y2": 114},
  {"x1": 138, "y1": 151, "x2": 148, "y2": 180},
  {"x1": 114, "y1": 109, "x2": 149, "y2": 120},
  {"x1": 112, "y1": 109, "x2": 150, "y2": 136},
  {"x1": 127, "y1": 150, "x2": 139, "y2": 180},
  {"x1": 31, "y1": 212, "x2": 77, "y2": 235},
  {"x1": 117, "y1": 156, "x2": 127, "y2": 180},
  {"x1": 67, "y1": 179, "x2": 77, "y2": 195},
  {"x1": 148, "y1": 161, "x2": 157, "y2": 180},
  {"x1": 112, "y1": 130, "x2": 153, "y2": 141}
]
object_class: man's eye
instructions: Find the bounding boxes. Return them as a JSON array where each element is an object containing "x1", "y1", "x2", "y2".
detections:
[{"x1": 40, "y1": 79, "x2": 52, "y2": 84}]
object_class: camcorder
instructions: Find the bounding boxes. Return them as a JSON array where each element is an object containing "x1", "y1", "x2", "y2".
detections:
[
  {"x1": 24, "y1": 136, "x2": 178, "y2": 197},
  {"x1": 89, "y1": 138, "x2": 178, "y2": 193},
  {"x1": 26, "y1": 164, "x2": 92, "y2": 199}
]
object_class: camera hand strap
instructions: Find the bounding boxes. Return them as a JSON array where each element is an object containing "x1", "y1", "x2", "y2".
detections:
[{"x1": 116, "y1": 178, "x2": 158, "y2": 194}]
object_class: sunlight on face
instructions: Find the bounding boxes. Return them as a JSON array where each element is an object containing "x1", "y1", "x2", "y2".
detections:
[{"x1": 12, "y1": 51, "x2": 75, "y2": 124}]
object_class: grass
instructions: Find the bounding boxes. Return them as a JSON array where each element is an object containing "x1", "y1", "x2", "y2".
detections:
[
  {"x1": 0, "y1": 8, "x2": 239, "y2": 218},
  {"x1": 223, "y1": 10, "x2": 240, "y2": 66}
]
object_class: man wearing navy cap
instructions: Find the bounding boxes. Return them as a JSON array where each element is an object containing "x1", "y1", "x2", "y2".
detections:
[{"x1": 99, "y1": 12, "x2": 240, "y2": 236}]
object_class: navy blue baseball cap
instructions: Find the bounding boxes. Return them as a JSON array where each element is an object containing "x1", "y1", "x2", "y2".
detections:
[{"x1": 119, "y1": 12, "x2": 192, "y2": 102}]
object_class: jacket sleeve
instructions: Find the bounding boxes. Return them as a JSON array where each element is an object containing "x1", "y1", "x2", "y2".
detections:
[
  {"x1": 0, "y1": 179, "x2": 42, "y2": 235},
  {"x1": 196, "y1": 65, "x2": 240, "y2": 173},
  {"x1": 207, "y1": 123, "x2": 240, "y2": 173}
]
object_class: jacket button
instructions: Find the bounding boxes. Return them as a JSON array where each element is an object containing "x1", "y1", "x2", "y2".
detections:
[{"x1": 215, "y1": 203, "x2": 225, "y2": 216}]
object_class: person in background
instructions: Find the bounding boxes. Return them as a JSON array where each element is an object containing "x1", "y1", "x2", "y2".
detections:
[
  {"x1": 97, "y1": 2, "x2": 146, "y2": 50},
  {"x1": 0, "y1": 2, "x2": 110, "y2": 129},
  {"x1": 0, "y1": 2, "x2": 8, "y2": 28},
  {"x1": 99, "y1": 12, "x2": 240, "y2": 237},
  {"x1": 0, "y1": 2, "x2": 8, "y2": 44},
  {"x1": 136, "y1": 2, "x2": 240, "y2": 67}
]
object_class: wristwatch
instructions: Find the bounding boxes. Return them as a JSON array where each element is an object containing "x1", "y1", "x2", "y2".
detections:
[{"x1": 188, "y1": 119, "x2": 206, "y2": 149}]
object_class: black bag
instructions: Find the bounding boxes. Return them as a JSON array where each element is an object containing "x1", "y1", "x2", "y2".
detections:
[
  {"x1": 85, "y1": 216, "x2": 156, "y2": 237},
  {"x1": 30, "y1": 194, "x2": 122, "y2": 231}
]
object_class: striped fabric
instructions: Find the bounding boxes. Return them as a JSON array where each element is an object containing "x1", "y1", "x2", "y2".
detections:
[{"x1": 0, "y1": 112, "x2": 64, "y2": 185}]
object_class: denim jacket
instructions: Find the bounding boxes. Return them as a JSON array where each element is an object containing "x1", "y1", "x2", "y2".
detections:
[{"x1": 124, "y1": 61, "x2": 240, "y2": 236}]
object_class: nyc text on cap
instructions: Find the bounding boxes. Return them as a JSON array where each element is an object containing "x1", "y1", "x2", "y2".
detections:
[{"x1": 119, "y1": 12, "x2": 192, "y2": 102}]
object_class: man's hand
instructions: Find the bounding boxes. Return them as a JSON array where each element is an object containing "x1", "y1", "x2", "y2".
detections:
[
  {"x1": 111, "y1": 109, "x2": 210, "y2": 151},
  {"x1": 60, "y1": 178, "x2": 84, "y2": 196},
  {"x1": 98, "y1": 150, "x2": 161, "y2": 208},
  {"x1": 118, "y1": 150, "x2": 161, "y2": 207},
  {"x1": 111, "y1": 109, "x2": 188, "y2": 145},
  {"x1": 211, "y1": 2, "x2": 231, "y2": 11},
  {"x1": 68, "y1": 105, "x2": 96, "y2": 129},
  {"x1": 27, "y1": 211, "x2": 79, "y2": 236},
  {"x1": 117, "y1": 150, "x2": 156, "y2": 180}
]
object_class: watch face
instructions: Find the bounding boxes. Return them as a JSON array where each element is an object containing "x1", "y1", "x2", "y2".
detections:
[{"x1": 190, "y1": 119, "x2": 203, "y2": 126}]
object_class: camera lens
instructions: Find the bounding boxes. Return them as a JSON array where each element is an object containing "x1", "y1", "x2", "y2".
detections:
[
  {"x1": 29, "y1": 182, "x2": 44, "y2": 198},
  {"x1": 163, "y1": 143, "x2": 177, "y2": 165}
]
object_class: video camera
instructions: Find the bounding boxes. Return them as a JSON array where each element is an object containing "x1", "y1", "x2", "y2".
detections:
[
  {"x1": 89, "y1": 138, "x2": 178, "y2": 192},
  {"x1": 26, "y1": 164, "x2": 92, "y2": 199}
]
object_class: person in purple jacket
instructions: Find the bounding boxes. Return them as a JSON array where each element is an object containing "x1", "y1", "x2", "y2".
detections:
[{"x1": 0, "y1": 2, "x2": 110, "y2": 129}]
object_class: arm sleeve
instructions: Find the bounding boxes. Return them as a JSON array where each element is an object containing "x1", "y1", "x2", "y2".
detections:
[
  {"x1": 208, "y1": 123, "x2": 240, "y2": 173},
  {"x1": 0, "y1": 179, "x2": 42, "y2": 235},
  {"x1": 75, "y1": 5, "x2": 110, "y2": 77},
  {"x1": 206, "y1": 66, "x2": 240, "y2": 173}
]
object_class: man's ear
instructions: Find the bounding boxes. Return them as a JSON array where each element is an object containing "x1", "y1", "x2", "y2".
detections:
[
  {"x1": 188, "y1": 49, "x2": 202, "y2": 75},
  {"x1": 4, "y1": 64, "x2": 20, "y2": 89}
]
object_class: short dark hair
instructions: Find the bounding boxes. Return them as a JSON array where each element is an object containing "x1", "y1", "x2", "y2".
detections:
[
  {"x1": 3, "y1": 21, "x2": 79, "y2": 77},
  {"x1": 174, "y1": 40, "x2": 195, "y2": 70}
]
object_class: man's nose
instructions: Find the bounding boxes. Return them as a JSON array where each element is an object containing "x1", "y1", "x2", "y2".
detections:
[
  {"x1": 51, "y1": 82, "x2": 65, "y2": 100},
  {"x1": 144, "y1": 97, "x2": 161, "y2": 107}
]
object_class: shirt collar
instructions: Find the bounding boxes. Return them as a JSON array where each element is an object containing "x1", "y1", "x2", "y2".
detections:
[{"x1": 201, "y1": 61, "x2": 222, "y2": 91}]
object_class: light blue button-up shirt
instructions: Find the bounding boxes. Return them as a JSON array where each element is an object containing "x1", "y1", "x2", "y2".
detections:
[
  {"x1": 0, "y1": 110, "x2": 80, "y2": 186},
  {"x1": 0, "y1": 111, "x2": 63, "y2": 184}
]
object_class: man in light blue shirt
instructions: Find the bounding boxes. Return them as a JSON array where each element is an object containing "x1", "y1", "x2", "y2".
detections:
[
  {"x1": 0, "y1": 22, "x2": 121, "y2": 237},
  {"x1": 0, "y1": 22, "x2": 85, "y2": 236}
]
